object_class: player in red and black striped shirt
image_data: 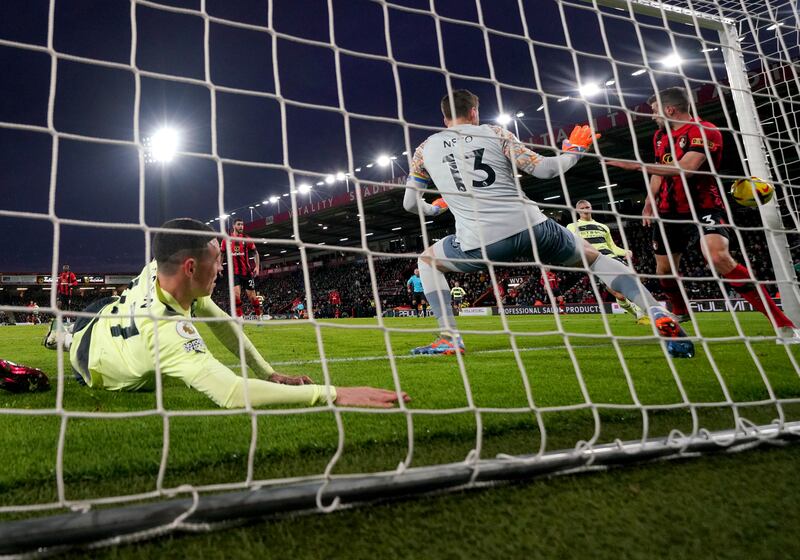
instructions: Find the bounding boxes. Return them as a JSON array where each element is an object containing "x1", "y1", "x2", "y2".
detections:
[
  {"x1": 57, "y1": 264, "x2": 78, "y2": 311},
  {"x1": 221, "y1": 219, "x2": 262, "y2": 319},
  {"x1": 608, "y1": 87, "x2": 794, "y2": 336},
  {"x1": 540, "y1": 268, "x2": 565, "y2": 313}
]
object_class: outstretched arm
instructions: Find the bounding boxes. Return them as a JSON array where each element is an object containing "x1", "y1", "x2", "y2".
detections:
[
  {"x1": 193, "y1": 295, "x2": 276, "y2": 378},
  {"x1": 494, "y1": 125, "x2": 598, "y2": 180},
  {"x1": 157, "y1": 331, "x2": 409, "y2": 409},
  {"x1": 607, "y1": 151, "x2": 707, "y2": 177}
]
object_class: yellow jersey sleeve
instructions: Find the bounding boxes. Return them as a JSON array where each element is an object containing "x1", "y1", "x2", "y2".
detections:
[
  {"x1": 193, "y1": 295, "x2": 275, "y2": 377},
  {"x1": 154, "y1": 318, "x2": 335, "y2": 408},
  {"x1": 602, "y1": 225, "x2": 627, "y2": 257}
]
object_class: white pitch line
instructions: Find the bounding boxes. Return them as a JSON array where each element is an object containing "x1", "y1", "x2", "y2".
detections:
[
  {"x1": 229, "y1": 339, "x2": 750, "y2": 369},
  {"x1": 243, "y1": 343, "x2": 600, "y2": 368}
]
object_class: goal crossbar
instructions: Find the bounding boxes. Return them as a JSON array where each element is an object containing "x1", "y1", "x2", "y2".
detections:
[{"x1": 574, "y1": 0, "x2": 733, "y2": 29}]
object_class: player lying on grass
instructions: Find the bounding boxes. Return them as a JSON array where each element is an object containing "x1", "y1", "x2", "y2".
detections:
[
  {"x1": 567, "y1": 200, "x2": 649, "y2": 325},
  {"x1": 51, "y1": 219, "x2": 408, "y2": 409},
  {"x1": 402, "y1": 89, "x2": 694, "y2": 358},
  {"x1": 606, "y1": 86, "x2": 798, "y2": 343}
]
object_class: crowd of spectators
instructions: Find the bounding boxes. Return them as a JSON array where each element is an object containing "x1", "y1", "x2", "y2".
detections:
[
  {"x1": 1, "y1": 212, "x2": 789, "y2": 324},
  {"x1": 217, "y1": 213, "x2": 785, "y2": 317}
]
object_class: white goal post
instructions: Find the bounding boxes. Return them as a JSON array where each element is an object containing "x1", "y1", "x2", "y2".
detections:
[
  {"x1": 579, "y1": 0, "x2": 800, "y2": 323},
  {"x1": 1, "y1": 0, "x2": 799, "y2": 554}
]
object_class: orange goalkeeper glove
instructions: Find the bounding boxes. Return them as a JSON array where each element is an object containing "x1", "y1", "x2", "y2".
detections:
[
  {"x1": 562, "y1": 125, "x2": 600, "y2": 154},
  {"x1": 431, "y1": 198, "x2": 449, "y2": 216}
]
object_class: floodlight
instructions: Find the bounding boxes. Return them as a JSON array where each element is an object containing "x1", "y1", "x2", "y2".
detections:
[
  {"x1": 376, "y1": 155, "x2": 391, "y2": 167},
  {"x1": 496, "y1": 113, "x2": 512, "y2": 125},
  {"x1": 515, "y1": 111, "x2": 525, "y2": 118},
  {"x1": 324, "y1": 175, "x2": 335, "y2": 185},
  {"x1": 578, "y1": 83, "x2": 602, "y2": 97},
  {"x1": 605, "y1": 79, "x2": 616, "y2": 86},
  {"x1": 298, "y1": 183, "x2": 311, "y2": 194},
  {"x1": 269, "y1": 196, "x2": 280, "y2": 204},
  {"x1": 660, "y1": 53, "x2": 682, "y2": 68},
  {"x1": 335, "y1": 172, "x2": 346, "y2": 181},
  {"x1": 149, "y1": 128, "x2": 180, "y2": 163},
  {"x1": 631, "y1": 69, "x2": 647, "y2": 76}
]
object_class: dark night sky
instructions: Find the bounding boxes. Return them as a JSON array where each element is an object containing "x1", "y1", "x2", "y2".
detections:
[{"x1": 0, "y1": 0, "x2": 780, "y2": 273}]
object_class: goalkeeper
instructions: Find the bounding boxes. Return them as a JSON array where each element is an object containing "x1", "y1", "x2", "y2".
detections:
[
  {"x1": 61, "y1": 219, "x2": 408, "y2": 409},
  {"x1": 402, "y1": 89, "x2": 694, "y2": 358},
  {"x1": 567, "y1": 200, "x2": 649, "y2": 325}
]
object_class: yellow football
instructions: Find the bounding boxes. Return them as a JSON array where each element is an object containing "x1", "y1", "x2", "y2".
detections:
[{"x1": 730, "y1": 177, "x2": 774, "y2": 207}]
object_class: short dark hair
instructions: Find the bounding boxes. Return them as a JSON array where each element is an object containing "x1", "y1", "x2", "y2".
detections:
[
  {"x1": 153, "y1": 218, "x2": 216, "y2": 274},
  {"x1": 233, "y1": 218, "x2": 244, "y2": 225},
  {"x1": 648, "y1": 87, "x2": 691, "y2": 113},
  {"x1": 440, "y1": 89, "x2": 479, "y2": 120}
]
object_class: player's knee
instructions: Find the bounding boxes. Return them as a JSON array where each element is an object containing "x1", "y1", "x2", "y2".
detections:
[{"x1": 419, "y1": 247, "x2": 435, "y2": 268}]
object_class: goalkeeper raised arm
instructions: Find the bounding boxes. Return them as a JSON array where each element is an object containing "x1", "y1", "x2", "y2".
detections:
[{"x1": 67, "y1": 218, "x2": 408, "y2": 409}]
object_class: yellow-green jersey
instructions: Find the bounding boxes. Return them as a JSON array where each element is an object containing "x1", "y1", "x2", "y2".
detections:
[
  {"x1": 69, "y1": 261, "x2": 336, "y2": 408},
  {"x1": 450, "y1": 286, "x2": 466, "y2": 300},
  {"x1": 567, "y1": 219, "x2": 627, "y2": 258}
]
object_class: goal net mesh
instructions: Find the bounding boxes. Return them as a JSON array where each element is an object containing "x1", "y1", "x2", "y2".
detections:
[{"x1": 1, "y1": 0, "x2": 799, "y2": 550}]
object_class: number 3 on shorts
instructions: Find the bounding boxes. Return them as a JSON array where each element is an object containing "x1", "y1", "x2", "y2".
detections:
[{"x1": 701, "y1": 214, "x2": 714, "y2": 226}]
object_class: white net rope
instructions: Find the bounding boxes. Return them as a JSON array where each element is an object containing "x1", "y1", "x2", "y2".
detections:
[{"x1": 0, "y1": 0, "x2": 799, "y2": 531}]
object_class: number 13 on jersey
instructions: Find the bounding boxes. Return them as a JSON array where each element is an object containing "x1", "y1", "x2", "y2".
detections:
[{"x1": 442, "y1": 148, "x2": 496, "y2": 191}]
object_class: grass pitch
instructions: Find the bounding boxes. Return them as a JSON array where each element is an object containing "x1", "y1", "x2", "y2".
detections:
[{"x1": 2, "y1": 311, "x2": 800, "y2": 557}]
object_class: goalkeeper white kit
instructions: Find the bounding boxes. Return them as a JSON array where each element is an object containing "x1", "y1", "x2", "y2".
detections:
[
  {"x1": 69, "y1": 261, "x2": 335, "y2": 408},
  {"x1": 403, "y1": 124, "x2": 580, "y2": 251}
]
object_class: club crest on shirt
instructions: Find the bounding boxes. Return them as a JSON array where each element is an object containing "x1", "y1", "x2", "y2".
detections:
[
  {"x1": 176, "y1": 320, "x2": 200, "y2": 339},
  {"x1": 678, "y1": 137, "x2": 687, "y2": 149}
]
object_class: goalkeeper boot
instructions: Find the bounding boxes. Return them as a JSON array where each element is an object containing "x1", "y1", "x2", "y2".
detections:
[
  {"x1": 649, "y1": 306, "x2": 694, "y2": 358},
  {"x1": 0, "y1": 359, "x2": 50, "y2": 393},
  {"x1": 411, "y1": 336, "x2": 465, "y2": 356}
]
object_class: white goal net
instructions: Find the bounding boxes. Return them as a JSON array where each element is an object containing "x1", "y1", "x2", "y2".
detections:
[{"x1": 1, "y1": 0, "x2": 799, "y2": 553}]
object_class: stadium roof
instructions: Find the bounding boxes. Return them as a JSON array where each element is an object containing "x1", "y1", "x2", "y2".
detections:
[{"x1": 247, "y1": 84, "x2": 751, "y2": 266}]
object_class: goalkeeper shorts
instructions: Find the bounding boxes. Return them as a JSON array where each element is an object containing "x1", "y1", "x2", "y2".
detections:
[{"x1": 435, "y1": 219, "x2": 580, "y2": 273}]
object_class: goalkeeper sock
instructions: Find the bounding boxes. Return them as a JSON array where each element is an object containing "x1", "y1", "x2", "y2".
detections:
[
  {"x1": 419, "y1": 260, "x2": 456, "y2": 333},
  {"x1": 590, "y1": 256, "x2": 659, "y2": 310},
  {"x1": 659, "y1": 278, "x2": 689, "y2": 316},
  {"x1": 725, "y1": 264, "x2": 794, "y2": 328},
  {"x1": 235, "y1": 297, "x2": 243, "y2": 318}
]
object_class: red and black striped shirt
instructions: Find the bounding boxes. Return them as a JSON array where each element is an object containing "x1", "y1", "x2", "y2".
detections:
[
  {"x1": 58, "y1": 271, "x2": 77, "y2": 296},
  {"x1": 653, "y1": 119, "x2": 724, "y2": 216},
  {"x1": 221, "y1": 232, "x2": 256, "y2": 276}
]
